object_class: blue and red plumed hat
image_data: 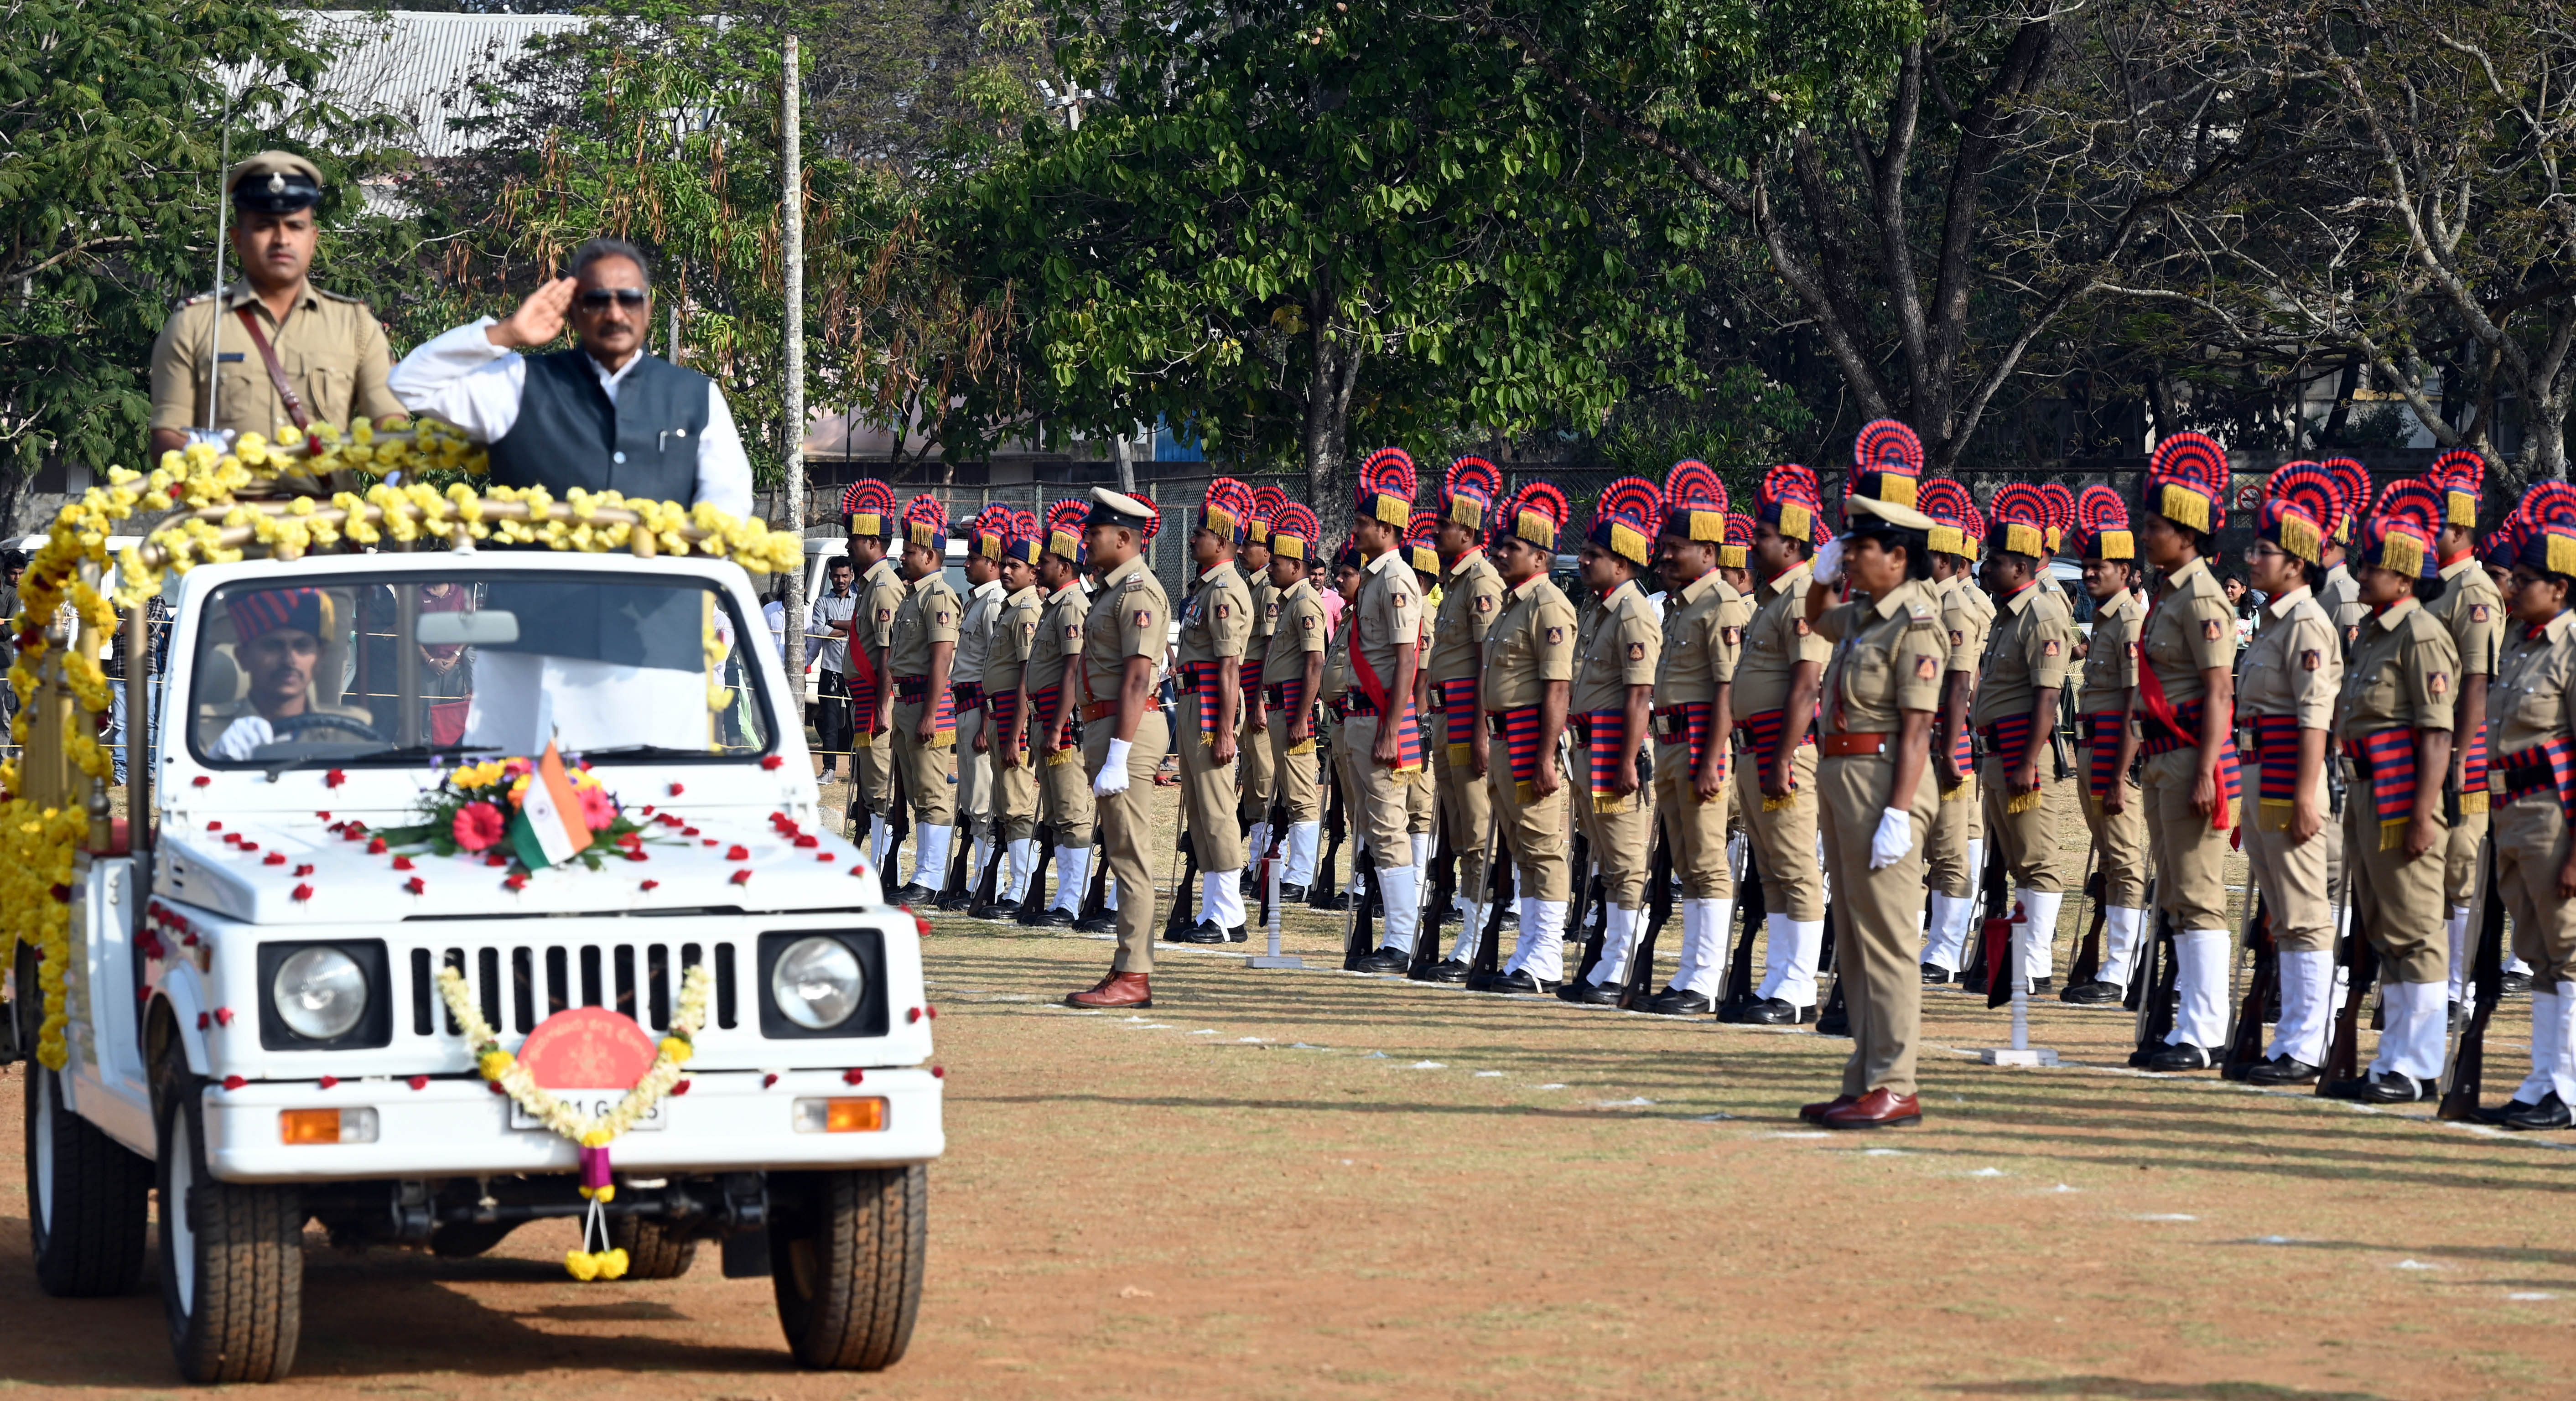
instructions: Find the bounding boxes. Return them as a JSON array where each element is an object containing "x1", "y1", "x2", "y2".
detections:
[
  {"x1": 1003, "y1": 508, "x2": 1043, "y2": 566},
  {"x1": 1916, "y1": 478, "x2": 1981, "y2": 559},
  {"x1": 2258, "y1": 463, "x2": 2341, "y2": 566},
  {"x1": 900, "y1": 495, "x2": 946, "y2": 552},
  {"x1": 1248, "y1": 486, "x2": 1287, "y2": 549},
  {"x1": 970, "y1": 503, "x2": 1013, "y2": 561},
  {"x1": 2508, "y1": 481, "x2": 2576, "y2": 577},
  {"x1": 2431, "y1": 448, "x2": 2487, "y2": 530},
  {"x1": 1502, "y1": 482, "x2": 1569, "y2": 553},
  {"x1": 1044, "y1": 498, "x2": 1088, "y2": 564},
  {"x1": 1849, "y1": 419, "x2": 1922, "y2": 511},
  {"x1": 1589, "y1": 478, "x2": 1662, "y2": 567},
  {"x1": 1660, "y1": 460, "x2": 1728, "y2": 544},
  {"x1": 2073, "y1": 484, "x2": 2131, "y2": 561},
  {"x1": 1405, "y1": 513, "x2": 1442, "y2": 577},
  {"x1": 1270, "y1": 502, "x2": 1320, "y2": 563},
  {"x1": 1200, "y1": 477, "x2": 1255, "y2": 546},
  {"x1": 1988, "y1": 483, "x2": 2050, "y2": 560},
  {"x1": 2322, "y1": 457, "x2": 2372, "y2": 546},
  {"x1": 1443, "y1": 456, "x2": 1502, "y2": 533},
  {"x1": 1721, "y1": 514, "x2": 1755, "y2": 570},
  {"x1": 1356, "y1": 448, "x2": 1416, "y2": 530},
  {"x1": 1757, "y1": 463, "x2": 1824, "y2": 545},
  {"x1": 2358, "y1": 478, "x2": 2442, "y2": 581},
  {"x1": 2040, "y1": 483, "x2": 2076, "y2": 555},
  {"x1": 2142, "y1": 433, "x2": 2228, "y2": 534},
  {"x1": 842, "y1": 481, "x2": 896, "y2": 539}
]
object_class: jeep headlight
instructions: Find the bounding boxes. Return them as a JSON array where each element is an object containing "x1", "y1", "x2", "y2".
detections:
[
  {"x1": 272, "y1": 947, "x2": 368, "y2": 1041},
  {"x1": 772, "y1": 936, "x2": 863, "y2": 1030}
]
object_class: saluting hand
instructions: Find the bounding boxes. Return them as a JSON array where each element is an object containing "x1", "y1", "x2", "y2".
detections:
[{"x1": 487, "y1": 277, "x2": 577, "y2": 350}]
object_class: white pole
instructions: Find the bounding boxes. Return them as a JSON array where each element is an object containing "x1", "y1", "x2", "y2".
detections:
[
  {"x1": 779, "y1": 34, "x2": 808, "y2": 706},
  {"x1": 203, "y1": 91, "x2": 231, "y2": 437}
]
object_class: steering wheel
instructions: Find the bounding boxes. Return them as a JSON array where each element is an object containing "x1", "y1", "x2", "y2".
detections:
[{"x1": 265, "y1": 712, "x2": 386, "y2": 745}]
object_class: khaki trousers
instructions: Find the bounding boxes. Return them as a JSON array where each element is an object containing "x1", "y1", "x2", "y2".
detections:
[
  {"x1": 2141, "y1": 748, "x2": 2233, "y2": 931},
  {"x1": 1340, "y1": 715, "x2": 1415, "y2": 870},
  {"x1": 1978, "y1": 755, "x2": 2061, "y2": 892},
  {"x1": 955, "y1": 706, "x2": 992, "y2": 832},
  {"x1": 1433, "y1": 713, "x2": 1491, "y2": 903},
  {"x1": 1576, "y1": 780, "x2": 1654, "y2": 908},
  {"x1": 989, "y1": 732, "x2": 1039, "y2": 845},
  {"x1": 2245, "y1": 788, "x2": 2335, "y2": 954},
  {"x1": 1267, "y1": 718, "x2": 1322, "y2": 824},
  {"x1": 1179, "y1": 691, "x2": 1247, "y2": 872},
  {"x1": 1407, "y1": 763, "x2": 1435, "y2": 835},
  {"x1": 1818, "y1": 752, "x2": 1939, "y2": 1099},
  {"x1": 1925, "y1": 773, "x2": 1976, "y2": 898},
  {"x1": 1487, "y1": 716, "x2": 1571, "y2": 901},
  {"x1": 1038, "y1": 738, "x2": 1096, "y2": 848},
  {"x1": 2497, "y1": 795, "x2": 2576, "y2": 985},
  {"x1": 1086, "y1": 711, "x2": 1170, "y2": 973},
  {"x1": 1733, "y1": 742, "x2": 1824, "y2": 921},
  {"x1": 1238, "y1": 704, "x2": 1275, "y2": 826},
  {"x1": 2083, "y1": 774, "x2": 2149, "y2": 910},
  {"x1": 2446, "y1": 801, "x2": 2489, "y2": 908},
  {"x1": 890, "y1": 702, "x2": 956, "y2": 825},
  {"x1": 855, "y1": 727, "x2": 893, "y2": 818},
  {"x1": 2345, "y1": 798, "x2": 2449, "y2": 985},
  {"x1": 1655, "y1": 738, "x2": 1731, "y2": 899}
]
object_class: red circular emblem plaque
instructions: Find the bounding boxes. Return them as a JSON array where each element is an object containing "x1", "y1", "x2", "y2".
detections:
[{"x1": 517, "y1": 1006, "x2": 658, "y2": 1090}]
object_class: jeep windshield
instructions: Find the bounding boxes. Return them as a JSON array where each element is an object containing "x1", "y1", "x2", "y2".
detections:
[{"x1": 186, "y1": 571, "x2": 776, "y2": 768}]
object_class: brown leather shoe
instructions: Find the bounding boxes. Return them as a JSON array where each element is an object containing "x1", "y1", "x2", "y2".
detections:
[
  {"x1": 1065, "y1": 971, "x2": 1153, "y2": 1009},
  {"x1": 1819, "y1": 1087, "x2": 1921, "y2": 1130},
  {"x1": 1799, "y1": 1095, "x2": 1857, "y2": 1125}
]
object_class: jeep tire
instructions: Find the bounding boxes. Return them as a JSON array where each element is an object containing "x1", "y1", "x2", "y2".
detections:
[
  {"x1": 26, "y1": 1059, "x2": 153, "y2": 1297},
  {"x1": 608, "y1": 1214, "x2": 698, "y2": 1279},
  {"x1": 769, "y1": 1165, "x2": 925, "y2": 1370},
  {"x1": 158, "y1": 1061, "x2": 304, "y2": 1383}
]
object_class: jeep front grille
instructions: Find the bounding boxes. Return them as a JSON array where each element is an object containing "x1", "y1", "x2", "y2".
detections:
[{"x1": 410, "y1": 939, "x2": 741, "y2": 1037}]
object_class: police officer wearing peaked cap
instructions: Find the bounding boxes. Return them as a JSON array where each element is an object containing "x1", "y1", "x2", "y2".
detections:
[{"x1": 149, "y1": 151, "x2": 408, "y2": 457}]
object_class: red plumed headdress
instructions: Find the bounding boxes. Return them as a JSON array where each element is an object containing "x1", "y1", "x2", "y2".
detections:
[
  {"x1": 2142, "y1": 432, "x2": 2228, "y2": 534},
  {"x1": 2074, "y1": 483, "x2": 2131, "y2": 561},
  {"x1": 1356, "y1": 447, "x2": 1417, "y2": 529},
  {"x1": 1503, "y1": 482, "x2": 1569, "y2": 553},
  {"x1": 1443, "y1": 455, "x2": 1502, "y2": 533}
]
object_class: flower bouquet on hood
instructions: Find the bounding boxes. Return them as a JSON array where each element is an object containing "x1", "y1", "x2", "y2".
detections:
[{"x1": 375, "y1": 742, "x2": 651, "y2": 871}]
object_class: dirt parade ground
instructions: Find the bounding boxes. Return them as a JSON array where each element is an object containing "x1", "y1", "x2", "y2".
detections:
[{"x1": 8, "y1": 772, "x2": 2576, "y2": 1399}]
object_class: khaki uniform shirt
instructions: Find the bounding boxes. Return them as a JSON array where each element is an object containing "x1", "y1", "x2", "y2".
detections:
[
  {"x1": 1081, "y1": 554, "x2": 1171, "y2": 704},
  {"x1": 1321, "y1": 595, "x2": 1354, "y2": 703},
  {"x1": 1815, "y1": 579, "x2": 1946, "y2": 734},
  {"x1": 1177, "y1": 561, "x2": 1253, "y2": 664},
  {"x1": 1738, "y1": 561, "x2": 1833, "y2": 716},
  {"x1": 1352, "y1": 550, "x2": 1424, "y2": 703},
  {"x1": 2337, "y1": 596, "x2": 2459, "y2": 742},
  {"x1": 1262, "y1": 577, "x2": 1328, "y2": 687},
  {"x1": 2432, "y1": 555, "x2": 2504, "y2": 680},
  {"x1": 857, "y1": 556, "x2": 906, "y2": 677},
  {"x1": 954, "y1": 579, "x2": 1006, "y2": 686},
  {"x1": 1574, "y1": 578, "x2": 1660, "y2": 715},
  {"x1": 1656, "y1": 570, "x2": 1738, "y2": 704},
  {"x1": 985, "y1": 584, "x2": 1044, "y2": 696},
  {"x1": 2491, "y1": 610, "x2": 2576, "y2": 771},
  {"x1": 1026, "y1": 581, "x2": 1085, "y2": 695},
  {"x1": 1246, "y1": 571, "x2": 1279, "y2": 671},
  {"x1": 2082, "y1": 589, "x2": 2143, "y2": 715},
  {"x1": 2138, "y1": 555, "x2": 2234, "y2": 709},
  {"x1": 2322, "y1": 562, "x2": 2364, "y2": 654},
  {"x1": 1936, "y1": 574, "x2": 1986, "y2": 678},
  {"x1": 1971, "y1": 581, "x2": 2073, "y2": 728},
  {"x1": 2240, "y1": 587, "x2": 2341, "y2": 728},
  {"x1": 1484, "y1": 575, "x2": 1579, "y2": 710},
  {"x1": 888, "y1": 571, "x2": 961, "y2": 679},
  {"x1": 149, "y1": 279, "x2": 402, "y2": 440},
  {"x1": 1428, "y1": 550, "x2": 1506, "y2": 683}
]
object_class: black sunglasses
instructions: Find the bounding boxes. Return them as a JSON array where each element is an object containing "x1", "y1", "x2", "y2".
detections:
[{"x1": 576, "y1": 288, "x2": 648, "y2": 309}]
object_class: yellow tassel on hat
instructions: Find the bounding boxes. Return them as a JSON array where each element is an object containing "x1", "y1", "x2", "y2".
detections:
[
  {"x1": 2158, "y1": 483, "x2": 2210, "y2": 532},
  {"x1": 2280, "y1": 514, "x2": 2320, "y2": 564},
  {"x1": 1690, "y1": 511, "x2": 1724, "y2": 542},
  {"x1": 2099, "y1": 529, "x2": 2134, "y2": 560},
  {"x1": 1779, "y1": 502, "x2": 1812, "y2": 541},
  {"x1": 1929, "y1": 524, "x2": 1965, "y2": 556},
  {"x1": 2382, "y1": 533, "x2": 2424, "y2": 579},
  {"x1": 2003, "y1": 522, "x2": 2042, "y2": 556}
]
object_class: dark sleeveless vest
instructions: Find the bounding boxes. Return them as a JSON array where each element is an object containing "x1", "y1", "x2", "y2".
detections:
[{"x1": 488, "y1": 349, "x2": 711, "y2": 503}]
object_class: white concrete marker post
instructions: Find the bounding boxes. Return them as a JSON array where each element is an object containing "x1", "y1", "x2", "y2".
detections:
[
  {"x1": 1982, "y1": 907, "x2": 2057, "y2": 1067},
  {"x1": 1248, "y1": 848, "x2": 1303, "y2": 969}
]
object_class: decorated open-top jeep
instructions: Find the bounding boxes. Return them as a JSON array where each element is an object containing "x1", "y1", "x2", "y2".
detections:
[{"x1": 7, "y1": 426, "x2": 940, "y2": 1382}]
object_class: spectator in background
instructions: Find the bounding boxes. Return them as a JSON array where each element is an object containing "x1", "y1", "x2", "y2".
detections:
[{"x1": 808, "y1": 556, "x2": 861, "y2": 779}]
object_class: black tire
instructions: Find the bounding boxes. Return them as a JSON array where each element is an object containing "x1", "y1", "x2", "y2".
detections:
[
  {"x1": 769, "y1": 1166, "x2": 926, "y2": 1370},
  {"x1": 158, "y1": 1066, "x2": 303, "y2": 1383},
  {"x1": 25, "y1": 1062, "x2": 153, "y2": 1297},
  {"x1": 607, "y1": 1214, "x2": 698, "y2": 1279}
]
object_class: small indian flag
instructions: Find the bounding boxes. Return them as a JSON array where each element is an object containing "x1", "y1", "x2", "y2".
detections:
[{"x1": 509, "y1": 742, "x2": 595, "y2": 869}]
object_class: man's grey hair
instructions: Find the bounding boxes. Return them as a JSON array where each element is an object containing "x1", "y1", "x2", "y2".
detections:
[{"x1": 567, "y1": 236, "x2": 652, "y2": 287}]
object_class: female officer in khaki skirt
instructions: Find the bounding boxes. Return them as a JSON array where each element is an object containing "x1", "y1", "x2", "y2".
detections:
[
  {"x1": 1799, "y1": 456, "x2": 1946, "y2": 1131},
  {"x1": 2328, "y1": 480, "x2": 2459, "y2": 1102},
  {"x1": 2477, "y1": 487, "x2": 2576, "y2": 1128}
]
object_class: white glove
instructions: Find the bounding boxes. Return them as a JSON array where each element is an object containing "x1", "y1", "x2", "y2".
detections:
[
  {"x1": 1094, "y1": 736, "x2": 1133, "y2": 796},
  {"x1": 1811, "y1": 535, "x2": 1845, "y2": 585},
  {"x1": 1870, "y1": 806, "x2": 1911, "y2": 870}
]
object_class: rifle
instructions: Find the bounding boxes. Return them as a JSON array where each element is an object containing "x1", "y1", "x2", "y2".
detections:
[
  {"x1": 1076, "y1": 834, "x2": 1110, "y2": 927},
  {"x1": 967, "y1": 822, "x2": 1007, "y2": 915},
  {"x1": 1163, "y1": 823, "x2": 1200, "y2": 941},
  {"x1": 1718, "y1": 843, "x2": 1766, "y2": 1018},
  {"x1": 2062, "y1": 866, "x2": 2107, "y2": 996},
  {"x1": 1254, "y1": 795, "x2": 1290, "y2": 937},
  {"x1": 937, "y1": 810, "x2": 976, "y2": 909},
  {"x1": 1409, "y1": 814, "x2": 1454, "y2": 980},
  {"x1": 2438, "y1": 840, "x2": 2506, "y2": 1120},
  {"x1": 1468, "y1": 823, "x2": 1512, "y2": 988},
  {"x1": 1621, "y1": 832, "x2": 1676, "y2": 1009},
  {"x1": 1962, "y1": 841, "x2": 2008, "y2": 997},
  {"x1": 1344, "y1": 852, "x2": 1382, "y2": 968},
  {"x1": 2220, "y1": 896, "x2": 2276, "y2": 1080},
  {"x1": 2126, "y1": 906, "x2": 2180, "y2": 1065},
  {"x1": 1565, "y1": 833, "x2": 1602, "y2": 986},
  {"x1": 1310, "y1": 768, "x2": 1348, "y2": 910},
  {"x1": 1012, "y1": 820, "x2": 1056, "y2": 924},
  {"x1": 886, "y1": 755, "x2": 912, "y2": 885},
  {"x1": 2317, "y1": 860, "x2": 2374, "y2": 1094},
  {"x1": 1816, "y1": 901, "x2": 1849, "y2": 1033}
]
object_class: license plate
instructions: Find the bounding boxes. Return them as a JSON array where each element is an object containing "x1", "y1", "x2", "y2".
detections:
[{"x1": 510, "y1": 1094, "x2": 667, "y2": 1131}]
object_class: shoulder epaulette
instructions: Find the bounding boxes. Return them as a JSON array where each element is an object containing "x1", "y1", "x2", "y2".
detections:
[{"x1": 314, "y1": 287, "x2": 369, "y2": 306}]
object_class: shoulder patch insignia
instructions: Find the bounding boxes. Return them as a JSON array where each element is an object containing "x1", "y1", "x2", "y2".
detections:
[
  {"x1": 1950, "y1": 629, "x2": 1963, "y2": 647},
  {"x1": 2302, "y1": 649, "x2": 2320, "y2": 671},
  {"x1": 1267, "y1": 602, "x2": 1280, "y2": 619},
  {"x1": 1794, "y1": 619, "x2": 1812, "y2": 636},
  {"x1": 1627, "y1": 641, "x2": 1646, "y2": 661},
  {"x1": 2473, "y1": 604, "x2": 2491, "y2": 623},
  {"x1": 2202, "y1": 618, "x2": 2223, "y2": 641},
  {"x1": 1303, "y1": 612, "x2": 1319, "y2": 629},
  {"x1": 1914, "y1": 654, "x2": 1939, "y2": 680},
  {"x1": 1724, "y1": 627, "x2": 1742, "y2": 647},
  {"x1": 935, "y1": 612, "x2": 950, "y2": 626},
  {"x1": 1133, "y1": 609, "x2": 1153, "y2": 629},
  {"x1": 876, "y1": 607, "x2": 893, "y2": 623},
  {"x1": 1216, "y1": 602, "x2": 1231, "y2": 620},
  {"x1": 2043, "y1": 638, "x2": 2061, "y2": 656},
  {"x1": 2126, "y1": 641, "x2": 2137, "y2": 659},
  {"x1": 1546, "y1": 626, "x2": 1564, "y2": 646},
  {"x1": 2430, "y1": 670, "x2": 2450, "y2": 695},
  {"x1": 1065, "y1": 624, "x2": 1080, "y2": 639},
  {"x1": 1475, "y1": 595, "x2": 1495, "y2": 612}
]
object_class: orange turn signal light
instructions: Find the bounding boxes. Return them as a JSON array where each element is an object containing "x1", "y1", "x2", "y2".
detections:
[
  {"x1": 280, "y1": 1109, "x2": 341, "y2": 1145},
  {"x1": 793, "y1": 1096, "x2": 887, "y2": 1133}
]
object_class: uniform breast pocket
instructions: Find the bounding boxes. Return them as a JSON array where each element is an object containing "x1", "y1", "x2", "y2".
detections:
[
  {"x1": 1848, "y1": 648, "x2": 1892, "y2": 705},
  {"x1": 2358, "y1": 671, "x2": 2401, "y2": 718},
  {"x1": 302, "y1": 362, "x2": 347, "y2": 420},
  {"x1": 2514, "y1": 682, "x2": 2562, "y2": 731}
]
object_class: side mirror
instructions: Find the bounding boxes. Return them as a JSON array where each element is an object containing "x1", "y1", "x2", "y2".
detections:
[{"x1": 416, "y1": 610, "x2": 520, "y2": 646}]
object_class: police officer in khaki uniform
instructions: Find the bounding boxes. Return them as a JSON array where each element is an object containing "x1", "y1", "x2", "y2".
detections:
[
  {"x1": 1345, "y1": 451, "x2": 1431, "y2": 974},
  {"x1": 1800, "y1": 467, "x2": 1948, "y2": 1131},
  {"x1": 2329, "y1": 484, "x2": 2459, "y2": 1101},
  {"x1": 1021, "y1": 502, "x2": 1096, "y2": 926},
  {"x1": 1321, "y1": 541, "x2": 1366, "y2": 906},
  {"x1": 2319, "y1": 456, "x2": 2372, "y2": 654},
  {"x1": 1478, "y1": 484, "x2": 1581, "y2": 992},
  {"x1": 1425, "y1": 459, "x2": 1508, "y2": 975},
  {"x1": 149, "y1": 152, "x2": 405, "y2": 456},
  {"x1": 2128, "y1": 435, "x2": 2244, "y2": 1071},
  {"x1": 946, "y1": 507, "x2": 1013, "y2": 908},
  {"x1": 1065, "y1": 488, "x2": 1174, "y2": 1008},
  {"x1": 1732, "y1": 466, "x2": 1834, "y2": 1023},
  {"x1": 1238, "y1": 489, "x2": 1283, "y2": 870},
  {"x1": 1174, "y1": 479, "x2": 1257, "y2": 941},
  {"x1": 1262, "y1": 505, "x2": 1331, "y2": 900},
  {"x1": 1566, "y1": 482, "x2": 1665, "y2": 1003},
  {"x1": 1404, "y1": 521, "x2": 1444, "y2": 876},
  {"x1": 845, "y1": 484, "x2": 909, "y2": 872},
  {"x1": 2065, "y1": 488, "x2": 2150, "y2": 1004},
  {"x1": 2476, "y1": 505, "x2": 2576, "y2": 1129},
  {"x1": 1639, "y1": 467, "x2": 1742, "y2": 1015},
  {"x1": 974, "y1": 518, "x2": 1047, "y2": 919},
  {"x1": 2429, "y1": 453, "x2": 2505, "y2": 1009},
  {"x1": 886, "y1": 497, "x2": 963, "y2": 902},
  {"x1": 1916, "y1": 480, "x2": 1991, "y2": 982},
  {"x1": 2237, "y1": 467, "x2": 2347, "y2": 1084},
  {"x1": 1975, "y1": 488, "x2": 2076, "y2": 991}
]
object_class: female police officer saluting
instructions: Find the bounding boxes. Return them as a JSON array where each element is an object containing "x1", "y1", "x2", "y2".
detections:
[{"x1": 1797, "y1": 452, "x2": 1947, "y2": 1131}]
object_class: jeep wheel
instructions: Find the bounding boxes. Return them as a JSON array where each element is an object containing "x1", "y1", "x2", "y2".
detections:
[
  {"x1": 159, "y1": 1070, "x2": 303, "y2": 1383},
  {"x1": 768, "y1": 1166, "x2": 925, "y2": 1370},
  {"x1": 26, "y1": 1061, "x2": 152, "y2": 1297},
  {"x1": 607, "y1": 1214, "x2": 698, "y2": 1279}
]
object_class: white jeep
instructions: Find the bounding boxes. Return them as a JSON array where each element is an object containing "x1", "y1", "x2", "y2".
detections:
[{"x1": 13, "y1": 548, "x2": 941, "y2": 1382}]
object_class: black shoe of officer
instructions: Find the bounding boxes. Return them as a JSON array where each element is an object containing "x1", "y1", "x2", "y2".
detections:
[
  {"x1": 1560, "y1": 979, "x2": 1624, "y2": 1005},
  {"x1": 1735, "y1": 997, "x2": 1807, "y2": 1027},
  {"x1": 2025, "y1": 977, "x2": 2053, "y2": 996},
  {"x1": 1352, "y1": 944, "x2": 1412, "y2": 974},
  {"x1": 1034, "y1": 907, "x2": 1079, "y2": 928},
  {"x1": 2059, "y1": 979, "x2": 2124, "y2": 1006},
  {"x1": 1226, "y1": 924, "x2": 1247, "y2": 943},
  {"x1": 2145, "y1": 1042, "x2": 2219, "y2": 1073},
  {"x1": 889, "y1": 882, "x2": 938, "y2": 905},
  {"x1": 1239, "y1": 867, "x2": 1260, "y2": 895},
  {"x1": 1424, "y1": 958, "x2": 1472, "y2": 984},
  {"x1": 1279, "y1": 882, "x2": 1311, "y2": 903},
  {"x1": 1496, "y1": 909, "x2": 1520, "y2": 931},
  {"x1": 969, "y1": 900, "x2": 1015, "y2": 922},
  {"x1": 2500, "y1": 1092, "x2": 2572, "y2": 1131},
  {"x1": 1478, "y1": 969, "x2": 1559, "y2": 996},
  {"x1": 2244, "y1": 1055, "x2": 2321, "y2": 1087},
  {"x1": 1815, "y1": 1002, "x2": 1850, "y2": 1037},
  {"x1": 2502, "y1": 970, "x2": 2534, "y2": 996},
  {"x1": 1176, "y1": 920, "x2": 1229, "y2": 945},
  {"x1": 1073, "y1": 912, "x2": 1118, "y2": 934},
  {"x1": 1644, "y1": 987, "x2": 1714, "y2": 1017},
  {"x1": 1920, "y1": 963, "x2": 1952, "y2": 985},
  {"x1": 2344, "y1": 1070, "x2": 2436, "y2": 1103},
  {"x1": 1310, "y1": 890, "x2": 1349, "y2": 911}
]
